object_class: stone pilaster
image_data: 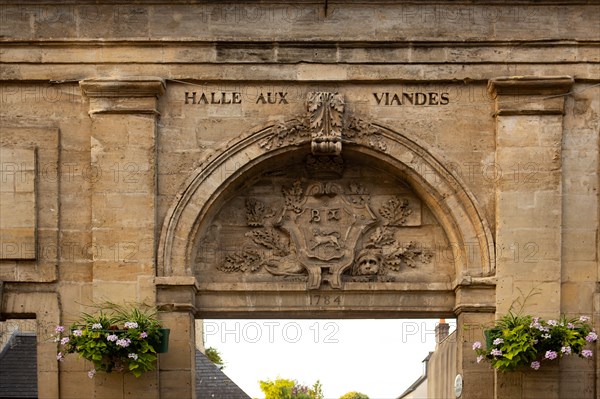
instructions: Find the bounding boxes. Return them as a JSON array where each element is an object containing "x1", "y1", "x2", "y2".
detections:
[
  {"x1": 80, "y1": 77, "x2": 164, "y2": 302},
  {"x1": 455, "y1": 280, "x2": 496, "y2": 399},
  {"x1": 488, "y1": 76, "x2": 573, "y2": 398},
  {"x1": 80, "y1": 77, "x2": 165, "y2": 399},
  {"x1": 156, "y1": 277, "x2": 199, "y2": 399}
]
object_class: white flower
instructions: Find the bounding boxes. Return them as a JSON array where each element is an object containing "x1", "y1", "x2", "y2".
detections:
[
  {"x1": 128, "y1": 353, "x2": 139, "y2": 360},
  {"x1": 580, "y1": 316, "x2": 590, "y2": 322},
  {"x1": 124, "y1": 321, "x2": 139, "y2": 329},
  {"x1": 116, "y1": 338, "x2": 131, "y2": 348},
  {"x1": 91, "y1": 323, "x2": 102, "y2": 329},
  {"x1": 88, "y1": 369, "x2": 96, "y2": 379},
  {"x1": 106, "y1": 334, "x2": 118, "y2": 342}
]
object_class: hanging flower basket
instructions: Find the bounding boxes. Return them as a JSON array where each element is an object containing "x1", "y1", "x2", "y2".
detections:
[
  {"x1": 54, "y1": 304, "x2": 169, "y2": 378},
  {"x1": 472, "y1": 312, "x2": 596, "y2": 372}
]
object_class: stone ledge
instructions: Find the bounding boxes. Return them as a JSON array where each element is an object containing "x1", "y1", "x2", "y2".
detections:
[
  {"x1": 79, "y1": 77, "x2": 166, "y2": 98},
  {"x1": 487, "y1": 75, "x2": 574, "y2": 97},
  {"x1": 488, "y1": 75, "x2": 574, "y2": 115},
  {"x1": 80, "y1": 77, "x2": 166, "y2": 114}
]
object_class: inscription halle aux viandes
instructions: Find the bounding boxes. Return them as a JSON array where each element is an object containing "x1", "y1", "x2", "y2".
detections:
[
  {"x1": 184, "y1": 91, "x2": 288, "y2": 105},
  {"x1": 183, "y1": 91, "x2": 450, "y2": 106}
]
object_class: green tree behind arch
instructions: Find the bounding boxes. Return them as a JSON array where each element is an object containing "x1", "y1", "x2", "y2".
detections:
[{"x1": 339, "y1": 392, "x2": 369, "y2": 399}]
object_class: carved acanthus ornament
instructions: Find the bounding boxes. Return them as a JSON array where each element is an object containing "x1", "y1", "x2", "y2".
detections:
[
  {"x1": 308, "y1": 92, "x2": 344, "y2": 156},
  {"x1": 258, "y1": 92, "x2": 387, "y2": 153}
]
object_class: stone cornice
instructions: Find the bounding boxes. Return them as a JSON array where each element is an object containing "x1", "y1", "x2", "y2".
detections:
[
  {"x1": 487, "y1": 75, "x2": 574, "y2": 115},
  {"x1": 487, "y1": 76, "x2": 574, "y2": 97},
  {"x1": 80, "y1": 77, "x2": 165, "y2": 98},
  {"x1": 79, "y1": 77, "x2": 165, "y2": 114}
]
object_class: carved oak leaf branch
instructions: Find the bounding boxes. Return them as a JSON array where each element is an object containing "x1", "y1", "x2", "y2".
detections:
[
  {"x1": 218, "y1": 248, "x2": 262, "y2": 273},
  {"x1": 366, "y1": 227, "x2": 395, "y2": 248},
  {"x1": 379, "y1": 196, "x2": 412, "y2": 226},
  {"x1": 384, "y1": 241, "x2": 432, "y2": 271},
  {"x1": 258, "y1": 117, "x2": 310, "y2": 150},
  {"x1": 245, "y1": 228, "x2": 289, "y2": 257},
  {"x1": 245, "y1": 197, "x2": 273, "y2": 227},
  {"x1": 343, "y1": 117, "x2": 387, "y2": 151},
  {"x1": 282, "y1": 180, "x2": 304, "y2": 213}
]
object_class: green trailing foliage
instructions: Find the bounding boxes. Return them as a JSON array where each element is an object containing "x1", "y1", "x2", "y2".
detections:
[
  {"x1": 54, "y1": 303, "x2": 166, "y2": 378},
  {"x1": 473, "y1": 312, "x2": 596, "y2": 372}
]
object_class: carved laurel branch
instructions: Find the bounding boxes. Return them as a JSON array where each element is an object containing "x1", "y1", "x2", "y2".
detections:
[{"x1": 258, "y1": 116, "x2": 387, "y2": 152}]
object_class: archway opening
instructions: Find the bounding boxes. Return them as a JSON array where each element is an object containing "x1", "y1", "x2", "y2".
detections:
[{"x1": 200, "y1": 317, "x2": 457, "y2": 398}]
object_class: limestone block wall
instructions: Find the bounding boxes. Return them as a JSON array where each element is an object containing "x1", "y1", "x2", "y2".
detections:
[{"x1": 0, "y1": 1, "x2": 598, "y2": 398}]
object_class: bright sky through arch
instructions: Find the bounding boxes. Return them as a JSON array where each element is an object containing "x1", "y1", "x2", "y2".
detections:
[{"x1": 202, "y1": 318, "x2": 456, "y2": 398}]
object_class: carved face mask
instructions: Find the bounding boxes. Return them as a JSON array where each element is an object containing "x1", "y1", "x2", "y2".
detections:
[{"x1": 357, "y1": 254, "x2": 380, "y2": 275}]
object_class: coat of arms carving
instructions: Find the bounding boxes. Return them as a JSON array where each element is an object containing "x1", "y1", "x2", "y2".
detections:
[{"x1": 202, "y1": 92, "x2": 433, "y2": 289}]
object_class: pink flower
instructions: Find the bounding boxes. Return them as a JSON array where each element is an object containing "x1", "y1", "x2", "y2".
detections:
[
  {"x1": 580, "y1": 316, "x2": 590, "y2": 322},
  {"x1": 55, "y1": 325, "x2": 65, "y2": 333},
  {"x1": 545, "y1": 350, "x2": 558, "y2": 360},
  {"x1": 73, "y1": 329, "x2": 83, "y2": 337},
  {"x1": 140, "y1": 331, "x2": 148, "y2": 339},
  {"x1": 56, "y1": 352, "x2": 64, "y2": 362},
  {"x1": 547, "y1": 319, "x2": 558, "y2": 326},
  {"x1": 582, "y1": 349, "x2": 593, "y2": 358},
  {"x1": 530, "y1": 361, "x2": 540, "y2": 370},
  {"x1": 472, "y1": 341, "x2": 482, "y2": 350},
  {"x1": 60, "y1": 337, "x2": 69, "y2": 345},
  {"x1": 490, "y1": 349, "x2": 502, "y2": 356},
  {"x1": 492, "y1": 338, "x2": 504, "y2": 345},
  {"x1": 87, "y1": 369, "x2": 96, "y2": 379},
  {"x1": 567, "y1": 323, "x2": 575, "y2": 329},
  {"x1": 585, "y1": 331, "x2": 598, "y2": 342},
  {"x1": 476, "y1": 355, "x2": 484, "y2": 363},
  {"x1": 561, "y1": 346, "x2": 572, "y2": 355}
]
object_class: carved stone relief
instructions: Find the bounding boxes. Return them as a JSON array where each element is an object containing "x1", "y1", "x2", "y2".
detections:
[
  {"x1": 199, "y1": 171, "x2": 436, "y2": 289},
  {"x1": 193, "y1": 93, "x2": 450, "y2": 290}
]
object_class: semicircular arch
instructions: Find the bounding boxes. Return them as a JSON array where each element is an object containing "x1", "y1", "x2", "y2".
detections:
[{"x1": 157, "y1": 113, "x2": 495, "y2": 286}]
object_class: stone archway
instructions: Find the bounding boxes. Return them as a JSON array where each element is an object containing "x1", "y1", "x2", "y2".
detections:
[
  {"x1": 155, "y1": 92, "x2": 497, "y2": 399},
  {"x1": 158, "y1": 92, "x2": 494, "y2": 289}
]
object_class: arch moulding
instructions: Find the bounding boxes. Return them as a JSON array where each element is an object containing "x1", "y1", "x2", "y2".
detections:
[{"x1": 157, "y1": 92, "x2": 496, "y2": 317}]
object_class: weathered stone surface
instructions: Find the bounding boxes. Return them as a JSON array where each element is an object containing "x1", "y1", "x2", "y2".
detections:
[{"x1": 0, "y1": 2, "x2": 598, "y2": 398}]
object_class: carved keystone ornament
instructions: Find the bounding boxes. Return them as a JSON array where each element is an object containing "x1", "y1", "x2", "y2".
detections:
[{"x1": 212, "y1": 93, "x2": 432, "y2": 289}]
